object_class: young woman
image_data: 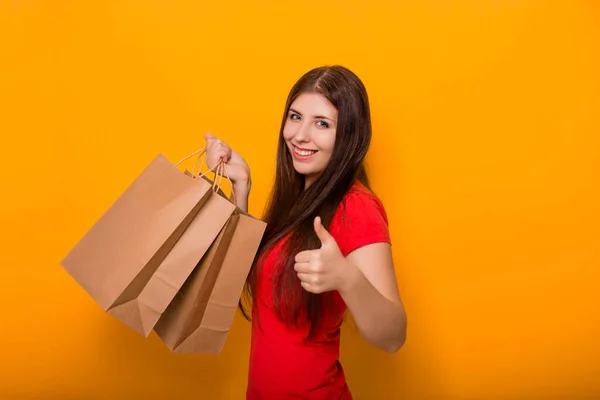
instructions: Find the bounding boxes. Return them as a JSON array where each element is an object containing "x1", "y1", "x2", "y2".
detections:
[{"x1": 204, "y1": 65, "x2": 407, "y2": 400}]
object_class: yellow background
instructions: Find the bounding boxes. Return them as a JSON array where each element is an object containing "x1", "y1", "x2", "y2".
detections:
[{"x1": 1, "y1": 0, "x2": 599, "y2": 399}]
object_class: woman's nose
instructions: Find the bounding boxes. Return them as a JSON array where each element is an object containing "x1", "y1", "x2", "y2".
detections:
[{"x1": 294, "y1": 123, "x2": 310, "y2": 142}]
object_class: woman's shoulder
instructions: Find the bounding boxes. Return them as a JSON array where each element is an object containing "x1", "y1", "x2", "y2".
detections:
[
  {"x1": 339, "y1": 181, "x2": 388, "y2": 221},
  {"x1": 330, "y1": 180, "x2": 391, "y2": 257}
]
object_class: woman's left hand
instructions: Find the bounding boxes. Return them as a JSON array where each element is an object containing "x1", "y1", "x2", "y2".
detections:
[{"x1": 294, "y1": 217, "x2": 356, "y2": 294}]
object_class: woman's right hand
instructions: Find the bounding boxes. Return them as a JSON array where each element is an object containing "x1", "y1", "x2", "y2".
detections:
[{"x1": 204, "y1": 132, "x2": 251, "y2": 191}]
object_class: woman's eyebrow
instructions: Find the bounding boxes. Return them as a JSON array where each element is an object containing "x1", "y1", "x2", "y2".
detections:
[{"x1": 314, "y1": 115, "x2": 335, "y2": 122}]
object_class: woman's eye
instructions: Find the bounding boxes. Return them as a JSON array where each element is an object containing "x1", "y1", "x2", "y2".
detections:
[
  {"x1": 316, "y1": 120, "x2": 329, "y2": 128},
  {"x1": 290, "y1": 113, "x2": 301, "y2": 121}
]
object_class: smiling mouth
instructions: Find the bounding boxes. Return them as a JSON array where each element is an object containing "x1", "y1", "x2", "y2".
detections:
[{"x1": 293, "y1": 145, "x2": 318, "y2": 157}]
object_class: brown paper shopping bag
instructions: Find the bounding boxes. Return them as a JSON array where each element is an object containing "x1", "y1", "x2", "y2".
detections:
[
  {"x1": 61, "y1": 150, "x2": 235, "y2": 336},
  {"x1": 154, "y1": 208, "x2": 266, "y2": 354},
  {"x1": 106, "y1": 180, "x2": 236, "y2": 336}
]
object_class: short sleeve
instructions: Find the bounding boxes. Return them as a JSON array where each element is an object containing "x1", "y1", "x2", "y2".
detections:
[{"x1": 330, "y1": 190, "x2": 391, "y2": 257}]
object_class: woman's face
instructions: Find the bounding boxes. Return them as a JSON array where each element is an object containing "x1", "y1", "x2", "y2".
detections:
[{"x1": 283, "y1": 92, "x2": 338, "y2": 188}]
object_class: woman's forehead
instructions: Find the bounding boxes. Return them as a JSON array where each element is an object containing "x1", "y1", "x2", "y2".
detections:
[{"x1": 290, "y1": 92, "x2": 337, "y2": 117}]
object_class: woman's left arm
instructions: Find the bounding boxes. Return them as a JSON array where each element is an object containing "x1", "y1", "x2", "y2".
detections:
[
  {"x1": 295, "y1": 216, "x2": 407, "y2": 353},
  {"x1": 339, "y1": 242, "x2": 407, "y2": 353}
]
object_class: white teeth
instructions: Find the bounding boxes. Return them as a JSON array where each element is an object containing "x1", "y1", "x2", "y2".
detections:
[{"x1": 294, "y1": 147, "x2": 317, "y2": 156}]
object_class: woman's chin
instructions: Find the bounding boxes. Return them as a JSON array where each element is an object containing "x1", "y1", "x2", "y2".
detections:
[{"x1": 293, "y1": 165, "x2": 315, "y2": 176}]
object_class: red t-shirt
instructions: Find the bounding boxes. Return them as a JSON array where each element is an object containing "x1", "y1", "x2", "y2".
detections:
[{"x1": 246, "y1": 181, "x2": 391, "y2": 399}]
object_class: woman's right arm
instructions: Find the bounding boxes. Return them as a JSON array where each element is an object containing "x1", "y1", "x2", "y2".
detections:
[{"x1": 204, "y1": 133, "x2": 251, "y2": 213}]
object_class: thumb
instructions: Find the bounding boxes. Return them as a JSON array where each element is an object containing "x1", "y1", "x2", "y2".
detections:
[
  {"x1": 204, "y1": 132, "x2": 216, "y2": 141},
  {"x1": 314, "y1": 216, "x2": 333, "y2": 245}
]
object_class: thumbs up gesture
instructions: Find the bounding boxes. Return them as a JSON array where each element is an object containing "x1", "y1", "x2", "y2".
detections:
[{"x1": 294, "y1": 216, "x2": 351, "y2": 294}]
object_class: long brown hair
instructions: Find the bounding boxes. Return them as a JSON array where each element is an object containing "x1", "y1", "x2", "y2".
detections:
[{"x1": 239, "y1": 65, "x2": 373, "y2": 336}]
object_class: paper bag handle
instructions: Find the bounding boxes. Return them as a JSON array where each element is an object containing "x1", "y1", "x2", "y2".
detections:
[
  {"x1": 175, "y1": 147, "x2": 207, "y2": 177},
  {"x1": 175, "y1": 147, "x2": 206, "y2": 167},
  {"x1": 214, "y1": 161, "x2": 237, "y2": 205},
  {"x1": 175, "y1": 148, "x2": 236, "y2": 205}
]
